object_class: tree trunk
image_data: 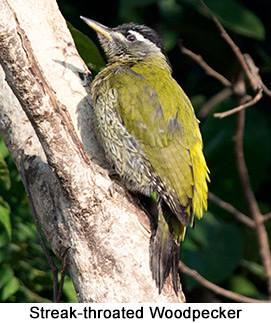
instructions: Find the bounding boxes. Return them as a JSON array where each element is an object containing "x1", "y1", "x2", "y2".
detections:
[{"x1": 0, "y1": 0, "x2": 183, "y2": 302}]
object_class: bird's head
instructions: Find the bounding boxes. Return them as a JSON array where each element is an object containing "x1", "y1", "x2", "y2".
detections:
[{"x1": 80, "y1": 17, "x2": 170, "y2": 66}]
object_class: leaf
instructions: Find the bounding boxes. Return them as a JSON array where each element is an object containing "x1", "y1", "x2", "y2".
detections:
[
  {"x1": 0, "y1": 232, "x2": 9, "y2": 249},
  {"x1": 241, "y1": 260, "x2": 266, "y2": 280},
  {"x1": 202, "y1": 105, "x2": 271, "y2": 209},
  {"x1": 0, "y1": 202, "x2": 11, "y2": 240},
  {"x1": 182, "y1": 0, "x2": 265, "y2": 40},
  {"x1": 17, "y1": 285, "x2": 51, "y2": 303},
  {"x1": 0, "y1": 277, "x2": 20, "y2": 301},
  {"x1": 0, "y1": 267, "x2": 14, "y2": 290},
  {"x1": 0, "y1": 138, "x2": 9, "y2": 159},
  {"x1": 204, "y1": 0, "x2": 265, "y2": 40},
  {"x1": 62, "y1": 278, "x2": 78, "y2": 302},
  {"x1": 150, "y1": 192, "x2": 157, "y2": 201},
  {"x1": 243, "y1": 109, "x2": 271, "y2": 192},
  {"x1": 0, "y1": 155, "x2": 10, "y2": 190},
  {"x1": 229, "y1": 275, "x2": 259, "y2": 297},
  {"x1": 182, "y1": 212, "x2": 243, "y2": 290},
  {"x1": 67, "y1": 21, "x2": 105, "y2": 73}
]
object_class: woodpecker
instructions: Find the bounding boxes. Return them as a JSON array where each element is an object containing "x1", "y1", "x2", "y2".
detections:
[{"x1": 81, "y1": 17, "x2": 209, "y2": 295}]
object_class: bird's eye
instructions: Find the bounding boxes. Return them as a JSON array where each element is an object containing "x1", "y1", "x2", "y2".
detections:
[{"x1": 126, "y1": 34, "x2": 136, "y2": 42}]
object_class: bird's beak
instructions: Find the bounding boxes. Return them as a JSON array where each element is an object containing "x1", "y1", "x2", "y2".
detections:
[{"x1": 80, "y1": 16, "x2": 113, "y2": 41}]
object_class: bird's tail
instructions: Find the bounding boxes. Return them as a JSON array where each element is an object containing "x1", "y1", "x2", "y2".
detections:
[{"x1": 150, "y1": 198, "x2": 185, "y2": 295}]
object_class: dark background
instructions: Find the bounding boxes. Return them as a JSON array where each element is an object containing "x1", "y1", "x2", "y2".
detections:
[{"x1": 0, "y1": 0, "x2": 271, "y2": 302}]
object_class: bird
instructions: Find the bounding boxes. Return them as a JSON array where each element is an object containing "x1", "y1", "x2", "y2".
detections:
[{"x1": 81, "y1": 16, "x2": 209, "y2": 295}]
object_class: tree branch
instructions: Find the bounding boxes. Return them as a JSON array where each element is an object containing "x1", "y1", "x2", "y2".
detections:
[
  {"x1": 263, "y1": 213, "x2": 271, "y2": 222},
  {"x1": 213, "y1": 89, "x2": 263, "y2": 118},
  {"x1": 200, "y1": 0, "x2": 258, "y2": 91},
  {"x1": 179, "y1": 1, "x2": 271, "y2": 300},
  {"x1": 0, "y1": 0, "x2": 181, "y2": 302},
  {"x1": 233, "y1": 105, "x2": 271, "y2": 298},
  {"x1": 180, "y1": 43, "x2": 264, "y2": 119},
  {"x1": 180, "y1": 43, "x2": 232, "y2": 88},
  {"x1": 198, "y1": 88, "x2": 232, "y2": 119},
  {"x1": 208, "y1": 192, "x2": 255, "y2": 228},
  {"x1": 179, "y1": 262, "x2": 271, "y2": 303},
  {"x1": 19, "y1": 145, "x2": 60, "y2": 302},
  {"x1": 181, "y1": 1, "x2": 270, "y2": 120}
]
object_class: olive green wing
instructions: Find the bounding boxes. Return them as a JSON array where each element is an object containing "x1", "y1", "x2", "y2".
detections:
[{"x1": 110, "y1": 66, "x2": 209, "y2": 225}]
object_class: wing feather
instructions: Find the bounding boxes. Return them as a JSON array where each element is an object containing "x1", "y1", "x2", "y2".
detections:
[{"x1": 110, "y1": 64, "x2": 209, "y2": 224}]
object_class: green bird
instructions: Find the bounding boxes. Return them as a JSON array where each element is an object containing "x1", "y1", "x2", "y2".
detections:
[{"x1": 81, "y1": 17, "x2": 209, "y2": 295}]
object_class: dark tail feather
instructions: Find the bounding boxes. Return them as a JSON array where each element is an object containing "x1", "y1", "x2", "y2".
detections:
[{"x1": 150, "y1": 199, "x2": 181, "y2": 295}]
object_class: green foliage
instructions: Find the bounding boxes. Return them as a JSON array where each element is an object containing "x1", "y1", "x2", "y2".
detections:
[
  {"x1": 67, "y1": 21, "x2": 105, "y2": 73},
  {"x1": 1, "y1": 276, "x2": 20, "y2": 301},
  {"x1": 0, "y1": 156, "x2": 10, "y2": 191},
  {"x1": 229, "y1": 275, "x2": 260, "y2": 298},
  {"x1": 182, "y1": 0, "x2": 265, "y2": 40},
  {"x1": 0, "y1": 202, "x2": 11, "y2": 241},
  {"x1": 0, "y1": 137, "x2": 77, "y2": 302},
  {"x1": 202, "y1": 103, "x2": 271, "y2": 207},
  {"x1": 182, "y1": 212, "x2": 243, "y2": 290},
  {"x1": 0, "y1": 144, "x2": 11, "y2": 242}
]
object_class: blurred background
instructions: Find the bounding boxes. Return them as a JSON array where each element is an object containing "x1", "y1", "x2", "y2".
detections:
[{"x1": 0, "y1": 0, "x2": 271, "y2": 302}]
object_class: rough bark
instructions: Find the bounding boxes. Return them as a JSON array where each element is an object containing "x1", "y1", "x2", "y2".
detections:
[{"x1": 0, "y1": 0, "x2": 183, "y2": 302}]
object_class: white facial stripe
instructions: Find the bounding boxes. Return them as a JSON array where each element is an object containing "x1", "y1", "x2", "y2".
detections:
[
  {"x1": 128, "y1": 30, "x2": 147, "y2": 42},
  {"x1": 117, "y1": 29, "x2": 163, "y2": 58},
  {"x1": 127, "y1": 30, "x2": 161, "y2": 55}
]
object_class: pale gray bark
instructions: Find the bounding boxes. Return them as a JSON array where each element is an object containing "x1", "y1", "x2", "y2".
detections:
[{"x1": 0, "y1": 0, "x2": 183, "y2": 302}]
